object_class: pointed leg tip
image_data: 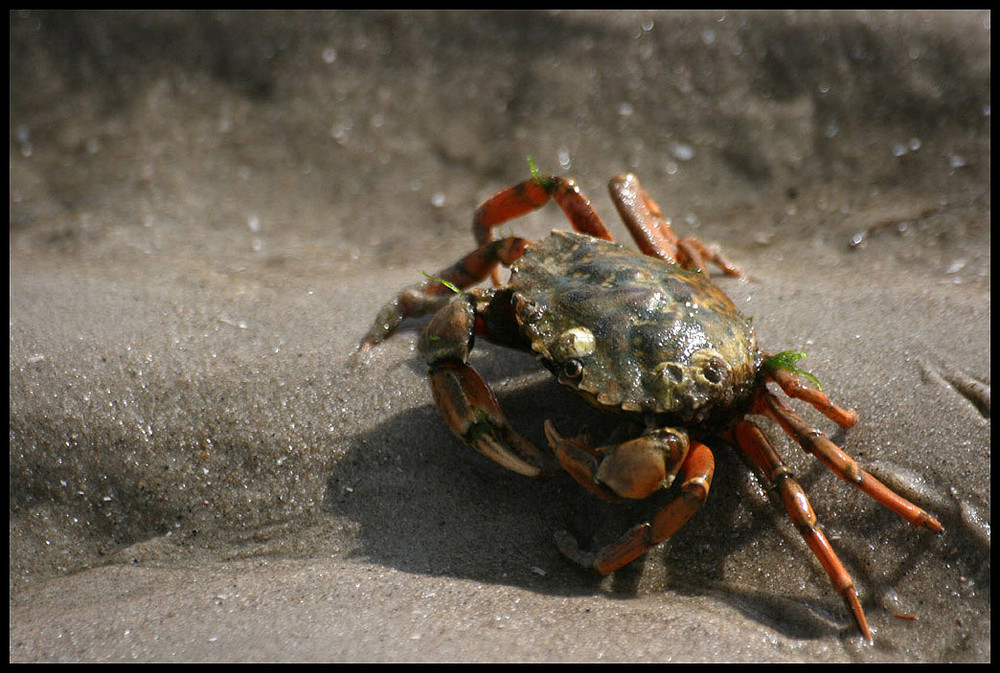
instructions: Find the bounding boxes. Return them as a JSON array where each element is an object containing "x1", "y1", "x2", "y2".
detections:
[
  {"x1": 844, "y1": 590, "x2": 873, "y2": 643},
  {"x1": 839, "y1": 407, "x2": 860, "y2": 427},
  {"x1": 543, "y1": 419, "x2": 562, "y2": 448},
  {"x1": 554, "y1": 529, "x2": 597, "y2": 570}
]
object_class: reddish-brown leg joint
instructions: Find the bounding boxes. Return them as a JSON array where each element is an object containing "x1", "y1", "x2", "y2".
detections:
[
  {"x1": 472, "y1": 175, "x2": 615, "y2": 285},
  {"x1": 608, "y1": 173, "x2": 745, "y2": 278},
  {"x1": 765, "y1": 365, "x2": 859, "y2": 428},
  {"x1": 356, "y1": 237, "x2": 529, "y2": 352}
]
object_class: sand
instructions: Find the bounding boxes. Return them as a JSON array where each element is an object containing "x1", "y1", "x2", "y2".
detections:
[{"x1": 10, "y1": 10, "x2": 989, "y2": 662}]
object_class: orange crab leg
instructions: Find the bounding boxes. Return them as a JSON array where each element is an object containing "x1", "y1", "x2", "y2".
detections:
[
  {"x1": 678, "y1": 236, "x2": 744, "y2": 278},
  {"x1": 554, "y1": 440, "x2": 715, "y2": 575},
  {"x1": 765, "y1": 364, "x2": 859, "y2": 428},
  {"x1": 357, "y1": 237, "x2": 528, "y2": 351},
  {"x1": 759, "y1": 392, "x2": 943, "y2": 533},
  {"x1": 474, "y1": 176, "x2": 615, "y2": 245},
  {"x1": 436, "y1": 236, "x2": 529, "y2": 289},
  {"x1": 473, "y1": 175, "x2": 615, "y2": 284},
  {"x1": 733, "y1": 419, "x2": 872, "y2": 641},
  {"x1": 609, "y1": 172, "x2": 677, "y2": 262},
  {"x1": 609, "y1": 173, "x2": 744, "y2": 278}
]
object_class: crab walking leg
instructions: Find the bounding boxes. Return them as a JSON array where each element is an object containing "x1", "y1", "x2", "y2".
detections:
[
  {"x1": 552, "y1": 437, "x2": 715, "y2": 575},
  {"x1": 733, "y1": 420, "x2": 872, "y2": 641},
  {"x1": 760, "y1": 392, "x2": 943, "y2": 533},
  {"x1": 473, "y1": 175, "x2": 615, "y2": 285},
  {"x1": 607, "y1": 173, "x2": 676, "y2": 261},
  {"x1": 357, "y1": 237, "x2": 528, "y2": 352},
  {"x1": 608, "y1": 173, "x2": 744, "y2": 278},
  {"x1": 419, "y1": 295, "x2": 554, "y2": 477},
  {"x1": 677, "y1": 237, "x2": 744, "y2": 279},
  {"x1": 765, "y1": 364, "x2": 859, "y2": 428}
]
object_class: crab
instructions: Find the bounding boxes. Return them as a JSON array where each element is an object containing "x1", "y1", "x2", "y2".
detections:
[{"x1": 357, "y1": 164, "x2": 942, "y2": 641}]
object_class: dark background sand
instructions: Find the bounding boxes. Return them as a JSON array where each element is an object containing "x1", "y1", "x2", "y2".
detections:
[{"x1": 10, "y1": 10, "x2": 989, "y2": 662}]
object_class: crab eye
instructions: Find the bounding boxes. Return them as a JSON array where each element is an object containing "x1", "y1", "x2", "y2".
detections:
[{"x1": 562, "y1": 358, "x2": 584, "y2": 379}]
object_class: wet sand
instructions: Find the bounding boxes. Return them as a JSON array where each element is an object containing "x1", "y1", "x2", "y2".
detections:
[{"x1": 10, "y1": 11, "x2": 989, "y2": 662}]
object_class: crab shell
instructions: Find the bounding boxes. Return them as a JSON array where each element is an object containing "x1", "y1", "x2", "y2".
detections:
[{"x1": 508, "y1": 231, "x2": 760, "y2": 425}]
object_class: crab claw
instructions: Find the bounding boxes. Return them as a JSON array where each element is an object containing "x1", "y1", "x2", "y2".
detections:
[
  {"x1": 429, "y1": 362, "x2": 556, "y2": 477},
  {"x1": 545, "y1": 421, "x2": 690, "y2": 502}
]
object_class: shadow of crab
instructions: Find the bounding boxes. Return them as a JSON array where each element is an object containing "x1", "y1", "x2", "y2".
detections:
[{"x1": 323, "y1": 346, "x2": 930, "y2": 641}]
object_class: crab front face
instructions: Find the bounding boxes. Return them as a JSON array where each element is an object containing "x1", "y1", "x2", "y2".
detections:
[{"x1": 510, "y1": 231, "x2": 759, "y2": 424}]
